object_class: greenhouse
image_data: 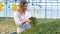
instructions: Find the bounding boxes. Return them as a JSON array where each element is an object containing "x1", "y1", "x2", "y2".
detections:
[{"x1": 0, "y1": 0, "x2": 60, "y2": 34}]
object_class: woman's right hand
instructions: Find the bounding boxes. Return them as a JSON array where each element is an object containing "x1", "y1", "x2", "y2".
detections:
[{"x1": 22, "y1": 19, "x2": 26, "y2": 25}]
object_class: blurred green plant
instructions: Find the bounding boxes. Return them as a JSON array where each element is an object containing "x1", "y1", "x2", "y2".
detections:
[
  {"x1": 0, "y1": 18, "x2": 60, "y2": 34},
  {"x1": 29, "y1": 17, "x2": 38, "y2": 27}
]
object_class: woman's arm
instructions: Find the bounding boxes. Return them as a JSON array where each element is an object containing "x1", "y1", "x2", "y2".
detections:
[
  {"x1": 24, "y1": 12, "x2": 32, "y2": 24},
  {"x1": 24, "y1": 19, "x2": 32, "y2": 24},
  {"x1": 22, "y1": 19, "x2": 32, "y2": 25},
  {"x1": 14, "y1": 12, "x2": 26, "y2": 27}
]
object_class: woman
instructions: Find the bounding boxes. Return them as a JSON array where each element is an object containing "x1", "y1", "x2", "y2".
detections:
[{"x1": 14, "y1": 0, "x2": 32, "y2": 34}]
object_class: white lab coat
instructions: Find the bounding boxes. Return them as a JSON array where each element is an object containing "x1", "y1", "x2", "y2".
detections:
[{"x1": 14, "y1": 11, "x2": 31, "y2": 33}]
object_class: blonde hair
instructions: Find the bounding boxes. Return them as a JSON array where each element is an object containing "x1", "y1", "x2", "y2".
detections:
[{"x1": 17, "y1": 0, "x2": 28, "y2": 16}]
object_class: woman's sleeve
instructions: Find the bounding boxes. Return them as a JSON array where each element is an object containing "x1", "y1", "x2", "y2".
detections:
[
  {"x1": 27, "y1": 12, "x2": 31, "y2": 19},
  {"x1": 14, "y1": 12, "x2": 22, "y2": 26}
]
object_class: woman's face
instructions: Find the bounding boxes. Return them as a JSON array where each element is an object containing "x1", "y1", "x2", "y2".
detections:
[{"x1": 23, "y1": 3, "x2": 28, "y2": 12}]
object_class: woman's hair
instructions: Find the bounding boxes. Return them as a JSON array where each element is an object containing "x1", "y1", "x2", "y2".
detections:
[{"x1": 18, "y1": 0, "x2": 28, "y2": 13}]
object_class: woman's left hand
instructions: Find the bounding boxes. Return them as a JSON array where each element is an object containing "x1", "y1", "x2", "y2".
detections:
[{"x1": 25, "y1": 19, "x2": 32, "y2": 24}]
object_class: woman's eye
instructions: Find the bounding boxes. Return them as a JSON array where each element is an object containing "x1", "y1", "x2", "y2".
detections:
[
  {"x1": 24, "y1": 6, "x2": 27, "y2": 7},
  {"x1": 24, "y1": 6, "x2": 27, "y2": 8}
]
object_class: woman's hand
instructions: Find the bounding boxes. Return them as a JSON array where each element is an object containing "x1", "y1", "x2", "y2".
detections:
[
  {"x1": 22, "y1": 19, "x2": 27, "y2": 25},
  {"x1": 22, "y1": 19, "x2": 32, "y2": 25},
  {"x1": 17, "y1": 20, "x2": 26, "y2": 26},
  {"x1": 25, "y1": 19, "x2": 32, "y2": 24}
]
